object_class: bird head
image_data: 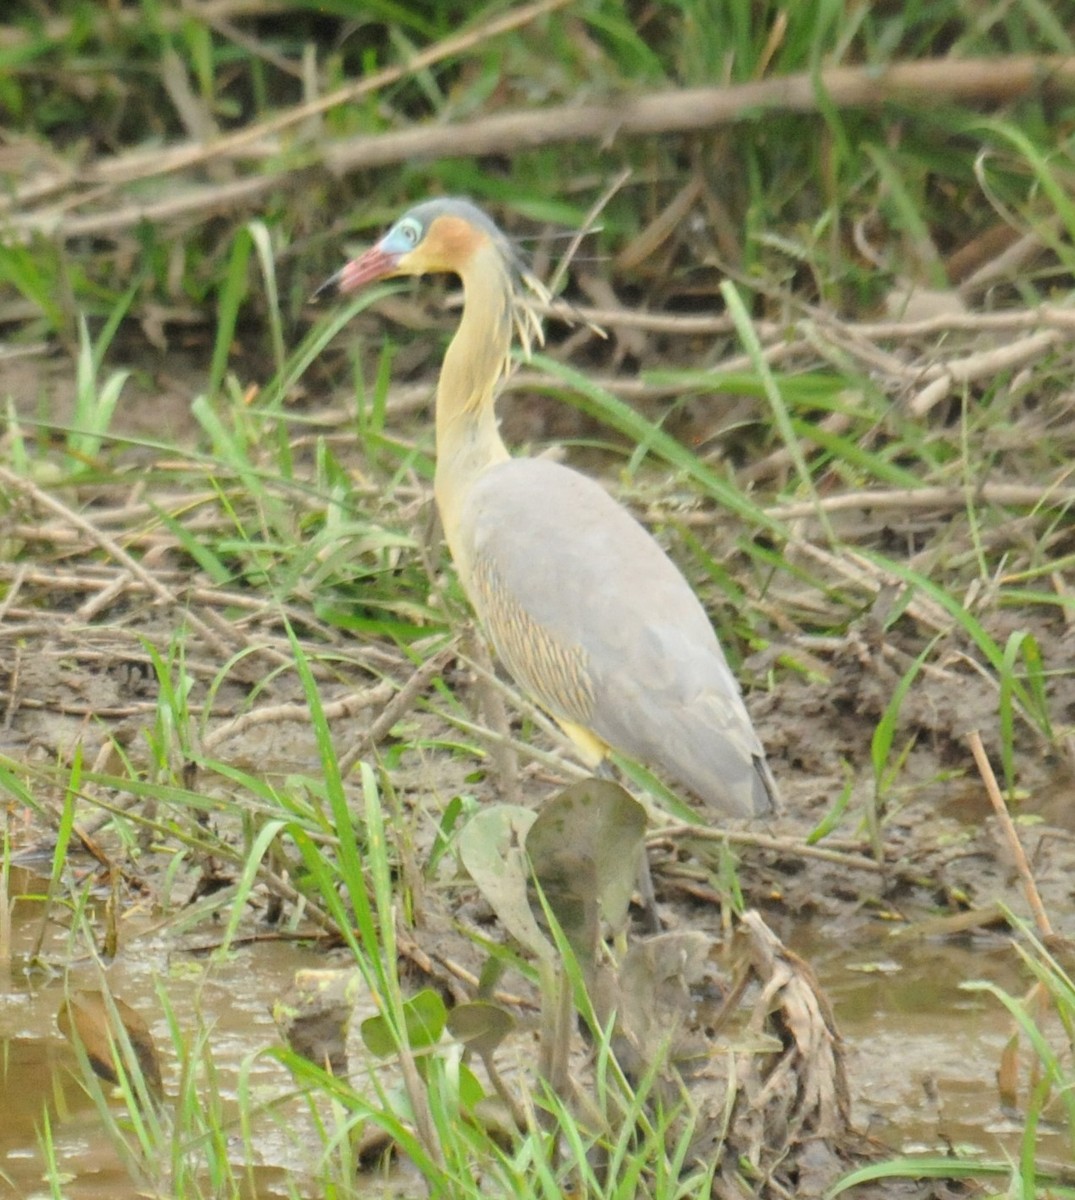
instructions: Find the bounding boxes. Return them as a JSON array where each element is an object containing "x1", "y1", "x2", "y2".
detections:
[
  {"x1": 315, "y1": 198, "x2": 552, "y2": 360},
  {"x1": 316, "y1": 198, "x2": 515, "y2": 297}
]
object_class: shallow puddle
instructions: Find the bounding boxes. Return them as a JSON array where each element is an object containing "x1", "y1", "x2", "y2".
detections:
[
  {"x1": 0, "y1": 865, "x2": 362, "y2": 1199},
  {"x1": 789, "y1": 925, "x2": 1054, "y2": 1156},
  {"x1": 0, "y1": 858, "x2": 1066, "y2": 1197}
]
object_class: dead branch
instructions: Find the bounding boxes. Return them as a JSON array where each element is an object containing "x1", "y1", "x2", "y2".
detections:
[
  {"x1": 9, "y1": 54, "x2": 1075, "y2": 242},
  {"x1": 325, "y1": 55, "x2": 1075, "y2": 173}
]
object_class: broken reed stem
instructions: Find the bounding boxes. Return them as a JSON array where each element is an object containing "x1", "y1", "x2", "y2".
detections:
[
  {"x1": 324, "y1": 55, "x2": 1075, "y2": 176},
  {"x1": 337, "y1": 646, "x2": 457, "y2": 777},
  {"x1": 0, "y1": 465, "x2": 231, "y2": 659},
  {"x1": 16, "y1": 52, "x2": 1075, "y2": 241},
  {"x1": 967, "y1": 729, "x2": 1052, "y2": 940}
]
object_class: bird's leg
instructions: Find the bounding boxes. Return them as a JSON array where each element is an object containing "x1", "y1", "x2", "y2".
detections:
[
  {"x1": 461, "y1": 627, "x2": 521, "y2": 806},
  {"x1": 632, "y1": 838, "x2": 660, "y2": 934},
  {"x1": 634, "y1": 853, "x2": 660, "y2": 935}
]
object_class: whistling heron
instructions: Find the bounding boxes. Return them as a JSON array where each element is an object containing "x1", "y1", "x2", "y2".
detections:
[{"x1": 322, "y1": 198, "x2": 777, "y2": 819}]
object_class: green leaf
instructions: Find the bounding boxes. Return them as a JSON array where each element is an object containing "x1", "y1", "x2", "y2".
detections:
[
  {"x1": 525, "y1": 778, "x2": 647, "y2": 960},
  {"x1": 458, "y1": 804, "x2": 551, "y2": 961},
  {"x1": 361, "y1": 988, "x2": 447, "y2": 1058}
]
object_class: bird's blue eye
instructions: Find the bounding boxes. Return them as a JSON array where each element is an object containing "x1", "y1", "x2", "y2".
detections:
[{"x1": 396, "y1": 218, "x2": 421, "y2": 246}]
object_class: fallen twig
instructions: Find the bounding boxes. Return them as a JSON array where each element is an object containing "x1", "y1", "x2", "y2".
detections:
[
  {"x1": 0, "y1": 465, "x2": 234, "y2": 658},
  {"x1": 337, "y1": 646, "x2": 457, "y2": 776},
  {"x1": 325, "y1": 56, "x2": 1075, "y2": 176},
  {"x1": 968, "y1": 729, "x2": 1052, "y2": 940},
  {"x1": 204, "y1": 682, "x2": 394, "y2": 753},
  {"x1": 11, "y1": 54, "x2": 1075, "y2": 241}
]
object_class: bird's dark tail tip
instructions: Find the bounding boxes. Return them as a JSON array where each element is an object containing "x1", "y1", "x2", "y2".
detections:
[{"x1": 753, "y1": 756, "x2": 780, "y2": 817}]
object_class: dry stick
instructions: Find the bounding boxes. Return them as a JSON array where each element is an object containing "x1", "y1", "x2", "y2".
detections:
[
  {"x1": 790, "y1": 539, "x2": 952, "y2": 632},
  {"x1": 0, "y1": 563, "x2": 27, "y2": 627},
  {"x1": 546, "y1": 300, "x2": 1075, "y2": 341},
  {"x1": 197, "y1": 6, "x2": 306, "y2": 81},
  {"x1": 909, "y1": 327, "x2": 1066, "y2": 417},
  {"x1": 657, "y1": 824, "x2": 881, "y2": 874},
  {"x1": 0, "y1": 555, "x2": 402, "y2": 675},
  {"x1": 449, "y1": 711, "x2": 589, "y2": 784},
  {"x1": 76, "y1": 569, "x2": 135, "y2": 622},
  {"x1": 337, "y1": 646, "x2": 456, "y2": 777},
  {"x1": 616, "y1": 175, "x2": 704, "y2": 272},
  {"x1": 13, "y1": 174, "x2": 275, "y2": 239},
  {"x1": 958, "y1": 228, "x2": 1054, "y2": 298},
  {"x1": 743, "y1": 410, "x2": 854, "y2": 488},
  {"x1": 0, "y1": 466, "x2": 232, "y2": 657},
  {"x1": 767, "y1": 482, "x2": 1075, "y2": 521},
  {"x1": 802, "y1": 318, "x2": 924, "y2": 382},
  {"x1": 191, "y1": 602, "x2": 294, "y2": 671},
  {"x1": 0, "y1": 560, "x2": 377, "y2": 652},
  {"x1": 2, "y1": 0, "x2": 572, "y2": 214},
  {"x1": 546, "y1": 165, "x2": 631, "y2": 297},
  {"x1": 16, "y1": 54, "x2": 1075, "y2": 240},
  {"x1": 203, "y1": 682, "x2": 394, "y2": 753},
  {"x1": 325, "y1": 55, "x2": 1075, "y2": 174},
  {"x1": 967, "y1": 729, "x2": 1053, "y2": 940}
]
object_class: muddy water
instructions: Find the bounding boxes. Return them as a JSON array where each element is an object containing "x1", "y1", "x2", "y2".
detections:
[
  {"x1": 791, "y1": 928, "x2": 1036, "y2": 1153},
  {"x1": 0, "y1": 865, "x2": 357, "y2": 1199},
  {"x1": 0, "y1": 865, "x2": 1061, "y2": 1198}
]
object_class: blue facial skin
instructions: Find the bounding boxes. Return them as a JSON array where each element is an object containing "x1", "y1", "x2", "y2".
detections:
[
  {"x1": 377, "y1": 215, "x2": 423, "y2": 261},
  {"x1": 383, "y1": 198, "x2": 525, "y2": 278},
  {"x1": 315, "y1": 197, "x2": 527, "y2": 301}
]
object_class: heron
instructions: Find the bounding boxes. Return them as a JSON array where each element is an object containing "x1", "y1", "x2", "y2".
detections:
[{"x1": 321, "y1": 198, "x2": 777, "y2": 820}]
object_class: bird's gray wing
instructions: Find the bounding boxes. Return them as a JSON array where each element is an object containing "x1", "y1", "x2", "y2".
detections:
[{"x1": 456, "y1": 457, "x2": 773, "y2": 817}]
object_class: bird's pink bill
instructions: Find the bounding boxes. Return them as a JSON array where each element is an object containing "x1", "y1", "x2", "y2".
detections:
[{"x1": 313, "y1": 245, "x2": 399, "y2": 300}]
